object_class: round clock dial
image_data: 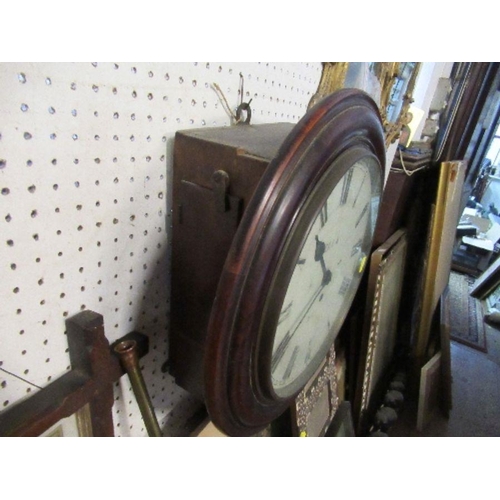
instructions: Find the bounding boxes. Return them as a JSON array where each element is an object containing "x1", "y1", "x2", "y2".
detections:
[
  {"x1": 270, "y1": 154, "x2": 381, "y2": 398},
  {"x1": 204, "y1": 89, "x2": 386, "y2": 436}
]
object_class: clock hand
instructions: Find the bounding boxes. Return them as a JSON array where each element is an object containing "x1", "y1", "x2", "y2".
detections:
[
  {"x1": 272, "y1": 237, "x2": 334, "y2": 374},
  {"x1": 315, "y1": 235, "x2": 332, "y2": 285},
  {"x1": 272, "y1": 281, "x2": 325, "y2": 373}
]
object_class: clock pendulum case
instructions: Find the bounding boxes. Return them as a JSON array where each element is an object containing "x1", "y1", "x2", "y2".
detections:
[{"x1": 169, "y1": 88, "x2": 386, "y2": 436}]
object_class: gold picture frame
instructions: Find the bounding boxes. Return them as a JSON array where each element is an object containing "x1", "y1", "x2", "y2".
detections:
[
  {"x1": 413, "y1": 161, "x2": 467, "y2": 366},
  {"x1": 309, "y1": 62, "x2": 421, "y2": 147},
  {"x1": 376, "y1": 62, "x2": 421, "y2": 146}
]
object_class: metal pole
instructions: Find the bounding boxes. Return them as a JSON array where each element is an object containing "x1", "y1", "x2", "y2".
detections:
[{"x1": 114, "y1": 340, "x2": 162, "y2": 437}]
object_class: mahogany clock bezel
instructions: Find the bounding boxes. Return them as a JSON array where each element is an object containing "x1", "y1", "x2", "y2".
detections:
[{"x1": 204, "y1": 89, "x2": 386, "y2": 436}]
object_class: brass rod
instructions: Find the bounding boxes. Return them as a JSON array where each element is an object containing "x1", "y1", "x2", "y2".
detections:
[{"x1": 114, "y1": 340, "x2": 162, "y2": 437}]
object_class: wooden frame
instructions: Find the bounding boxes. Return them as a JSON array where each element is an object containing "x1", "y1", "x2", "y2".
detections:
[
  {"x1": 354, "y1": 229, "x2": 407, "y2": 435},
  {"x1": 39, "y1": 404, "x2": 93, "y2": 437},
  {"x1": 417, "y1": 351, "x2": 442, "y2": 432},
  {"x1": 0, "y1": 311, "x2": 148, "y2": 437},
  {"x1": 373, "y1": 167, "x2": 418, "y2": 249}
]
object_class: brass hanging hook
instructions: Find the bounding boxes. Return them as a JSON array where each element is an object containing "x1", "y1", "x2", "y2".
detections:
[{"x1": 212, "y1": 72, "x2": 252, "y2": 125}]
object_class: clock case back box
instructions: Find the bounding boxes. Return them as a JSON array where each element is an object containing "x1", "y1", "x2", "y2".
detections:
[{"x1": 170, "y1": 123, "x2": 294, "y2": 399}]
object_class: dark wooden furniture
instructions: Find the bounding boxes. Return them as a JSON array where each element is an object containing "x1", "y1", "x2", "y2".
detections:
[{"x1": 0, "y1": 311, "x2": 148, "y2": 437}]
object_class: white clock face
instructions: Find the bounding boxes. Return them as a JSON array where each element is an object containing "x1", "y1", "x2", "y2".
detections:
[{"x1": 270, "y1": 156, "x2": 381, "y2": 397}]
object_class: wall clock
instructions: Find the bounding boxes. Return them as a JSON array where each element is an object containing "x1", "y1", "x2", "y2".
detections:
[{"x1": 169, "y1": 89, "x2": 386, "y2": 436}]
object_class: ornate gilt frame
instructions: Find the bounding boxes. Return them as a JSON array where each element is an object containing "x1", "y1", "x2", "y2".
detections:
[
  {"x1": 378, "y1": 62, "x2": 421, "y2": 146},
  {"x1": 308, "y1": 63, "x2": 349, "y2": 110},
  {"x1": 309, "y1": 62, "x2": 421, "y2": 147}
]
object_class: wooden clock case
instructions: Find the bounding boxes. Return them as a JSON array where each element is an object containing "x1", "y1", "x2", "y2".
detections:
[{"x1": 169, "y1": 122, "x2": 294, "y2": 398}]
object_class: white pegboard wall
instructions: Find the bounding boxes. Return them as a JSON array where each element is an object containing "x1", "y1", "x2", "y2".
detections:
[{"x1": 0, "y1": 62, "x2": 321, "y2": 436}]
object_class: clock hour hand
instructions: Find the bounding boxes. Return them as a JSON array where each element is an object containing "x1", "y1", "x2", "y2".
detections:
[{"x1": 315, "y1": 235, "x2": 332, "y2": 285}]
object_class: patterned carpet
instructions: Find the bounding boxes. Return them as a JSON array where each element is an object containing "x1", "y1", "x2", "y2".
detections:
[{"x1": 448, "y1": 271, "x2": 487, "y2": 352}]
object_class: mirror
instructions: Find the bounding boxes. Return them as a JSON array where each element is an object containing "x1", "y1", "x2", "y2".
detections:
[
  {"x1": 309, "y1": 62, "x2": 421, "y2": 147},
  {"x1": 376, "y1": 62, "x2": 421, "y2": 145}
]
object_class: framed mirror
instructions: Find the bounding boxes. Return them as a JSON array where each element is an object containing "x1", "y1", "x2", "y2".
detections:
[
  {"x1": 309, "y1": 62, "x2": 421, "y2": 147},
  {"x1": 376, "y1": 62, "x2": 421, "y2": 145}
]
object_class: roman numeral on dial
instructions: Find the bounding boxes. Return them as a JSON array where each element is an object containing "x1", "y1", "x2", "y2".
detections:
[
  {"x1": 355, "y1": 202, "x2": 369, "y2": 228},
  {"x1": 278, "y1": 302, "x2": 293, "y2": 325},
  {"x1": 320, "y1": 201, "x2": 328, "y2": 227},
  {"x1": 340, "y1": 169, "x2": 354, "y2": 205},
  {"x1": 283, "y1": 346, "x2": 299, "y2": 380},
  {"x1": 272, "y1": 331, "x2": 291, "y2": 373},
  {"x1": 353, "y1": 173, "x2": 367, "y2": 207}
]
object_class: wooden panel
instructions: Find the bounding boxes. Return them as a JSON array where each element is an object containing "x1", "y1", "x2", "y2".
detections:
[{"x1": 417, "y1": 351, "x2": 442, "y2": 431}]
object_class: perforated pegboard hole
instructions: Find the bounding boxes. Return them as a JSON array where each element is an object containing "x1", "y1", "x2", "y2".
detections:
[{"x1": 1, "y1": 61, "x2": 321, "y2": 437}]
